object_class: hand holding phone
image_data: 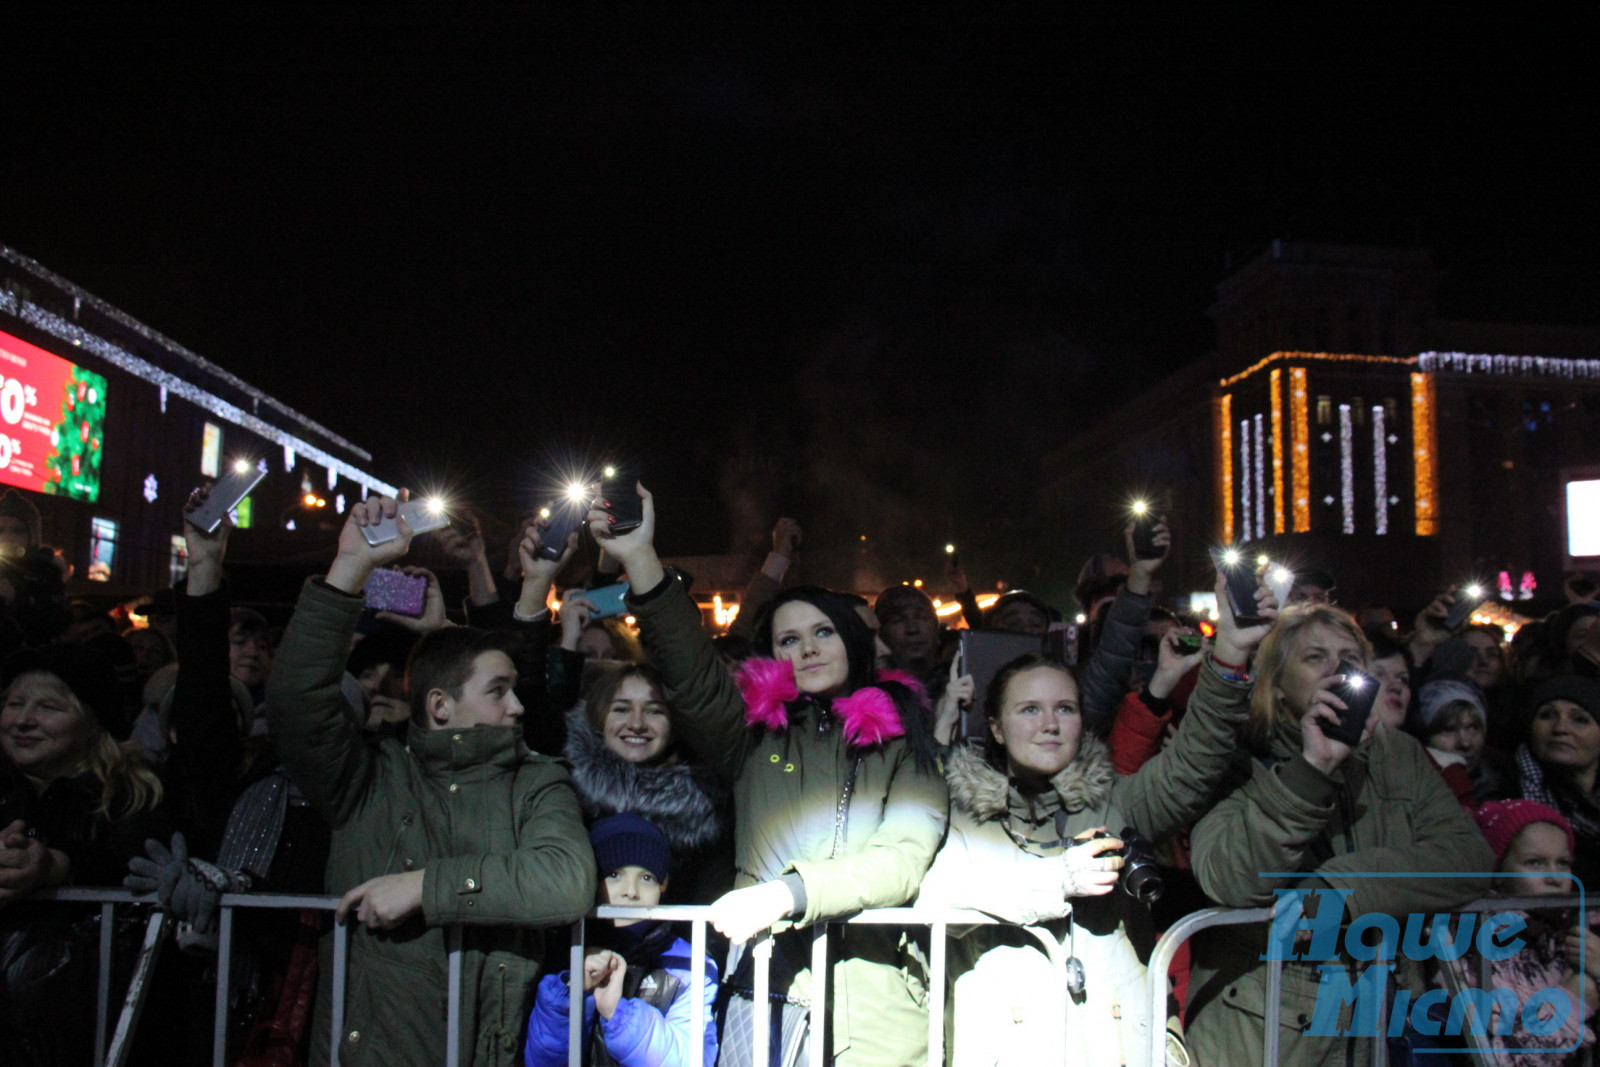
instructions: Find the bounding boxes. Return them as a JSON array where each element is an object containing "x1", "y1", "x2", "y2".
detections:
[
  {"x1": 581, "y1": 582, "x2": 631, "y2": 619},
  {"x1": 1211, "y1": 546, "x2": 1267, "y2": 627},
  {"x1": 596, "y1": 466, "x2": 644, "y2": 535},
  {"x1": 1129, "y1": 501, "x2": 1168, "y2": 561},
  {"x1": 1318, "y1": 660, "x2": 1379, "y2": 749},
  {"x1": 364, "y1": 568, "x2": 428, "y2": 617},
  {"x1": 1443, "y1": 583, "x2": 1487, "y2": 631},
  {"x1": 186, "y1": 464, "x2": 266, "y2": 535},
  {"x1": 362, "y1": 498, "x2": 451, "y2": 547},
  {"x1": 537, "y1": 499, "x2": 587, "y2": 562}
]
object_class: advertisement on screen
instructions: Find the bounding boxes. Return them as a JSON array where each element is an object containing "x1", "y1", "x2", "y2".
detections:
[{"x1": 0, "y1": 327, "x2": 109, "y2": 502}]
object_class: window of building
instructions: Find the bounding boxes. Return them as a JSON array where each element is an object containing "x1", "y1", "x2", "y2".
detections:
[
  {"x1": 1317, "y1": 396, "x2": 1333, "y2": 425},
  {"x1": 170, "y1": 534, "x2": 188, "y2": 586},
  {"x1": 89, "y1": 517, "x2": 117, "y2": 583},
  {"x1": 200, "y1": 422, "x2": 222, "y2": 477}
]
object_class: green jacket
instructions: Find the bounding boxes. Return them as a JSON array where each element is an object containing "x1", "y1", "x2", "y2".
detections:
[
  {"x1": 631, "y1": 576, "x2": 950, "y2": 1064},
  {"x1": 266, "y1": 578, "x2": 596, "y2": 1067},
  {"x1": 918, "y1": 658, "x2": 1252, "y2": 1067},
  {"x1": 1186, "y1": 722, "x2": 1493, "y2": 1067}
]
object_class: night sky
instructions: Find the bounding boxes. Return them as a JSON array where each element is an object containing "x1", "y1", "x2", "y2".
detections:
[{"x1": 3, "y1": 10, "x2": 1595, "y2": 584}]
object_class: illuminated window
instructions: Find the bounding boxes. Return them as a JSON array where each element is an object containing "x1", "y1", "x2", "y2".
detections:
[
  {"x1": 1570, "y1": 480, "x2": 1600, "y2": 557},
  {"x1": 235, "y1": 496, "x2": 254, "y2": 530},
  {"x1": 170, "y1": 534, "x2": 189, "y2": 585},
  {"x1": 200, "y1": 422, "x2": 222, "y2": 477},
  {"x1": 89, "y1": 517, "x2": 117, "y2": 582},
  {"x1": 1316, "y1": 396, "x2": 1332, "y2": 425},
  {"x1": 1352, "y1": 398, "x2": 1365, "y2": 427}
]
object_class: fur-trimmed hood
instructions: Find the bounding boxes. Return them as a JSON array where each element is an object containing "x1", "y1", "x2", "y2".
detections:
[
  {"x1": 944, "y1": 734, "x2": 1115, "y2": 822},
  {"x1": 734, "y1": 657, "x2": 929, "y2": 748},
  {"x1": 562, "y1": 709, "x2": 726, "y2": 855}
]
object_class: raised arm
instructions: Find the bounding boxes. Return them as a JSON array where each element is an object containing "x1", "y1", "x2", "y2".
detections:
[
  {"x1": 1077, "y1": 516, "x2": 1170, "y2": 734},
  {"x1": 266, "y1": 495, "x2": 414, "y2": 827}
]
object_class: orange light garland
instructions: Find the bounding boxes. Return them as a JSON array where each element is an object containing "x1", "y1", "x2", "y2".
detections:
[
  {"x1": 1220, "y1": 351, "x2": 1416, "y2": 389},
  {"x1": 1411, "y1": 372, "x2": 1437, "y2": 535},
  {"x1": 1270, "y1": 369, "x2": 1285, "y2": 534},
  {"x1": 1290, "y1": 367, "x2": 1310, "y2": 532},
  {"x1": 1218, "y1": 392, "x2": 1234, "y2": 543}
]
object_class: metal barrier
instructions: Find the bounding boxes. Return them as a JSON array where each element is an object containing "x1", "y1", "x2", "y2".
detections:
[
  {"x1": 1142, "y1": 894, "x2": 1588, "y2": 1067},
  {"x1": 33, "y1": 889, "x2": 1062, "y2": 1067}
]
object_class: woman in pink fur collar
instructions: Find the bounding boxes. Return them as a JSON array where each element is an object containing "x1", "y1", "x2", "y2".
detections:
[{"x1": 591, "y1": 485, "x2": 949, "y2": 1067}]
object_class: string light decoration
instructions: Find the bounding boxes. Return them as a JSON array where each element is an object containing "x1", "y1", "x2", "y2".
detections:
[
  {"x1": 1372, "y1": 406, "x2": 1388, "y2": 535},
  {"x1": 1411, "y1": 372, "x2": 1437, "y2": 535},
  {"x1": 1291, "y1": 367, "x2": 1310, "y2": 532},
  {"x1": 0, "y1": 289, "x2": 396, "y2": 497},
  {"x1": 1271, "y1": 369, "x2": 1285, "y2": 534},
  {"x1": 1239, "y1": 418, "x2": 1252, "y2": 543},
  {"x1": 1219, "y1": 350, "x2": 1416, "y2": 388},
  {"x1": 1253, "y1": 413, "x2": 1266, "y2": 540},
  {"x1": 1419, "y1": 351, "x2": 1600, "y2": 379},
  {"x1": 1339, "y1": 404, "x2": 1355, "y2": 534},
  {"x1": 1218, "y1": 393, "x2": 1234, "y2": 543}
]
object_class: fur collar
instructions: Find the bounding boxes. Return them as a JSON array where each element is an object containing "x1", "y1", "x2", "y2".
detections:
[
  {"x1": 563, "y1": 710, "x2": 725, "y2": 854},
  {"x1": 944, "y1": 734, "x2": 1115, "y2": 821},
  {"x1": 734, "y1": 658, "x2": 928, "y2": 748}
]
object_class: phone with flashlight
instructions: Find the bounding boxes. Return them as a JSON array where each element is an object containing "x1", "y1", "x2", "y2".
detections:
[
  {"x1": 362, "y1": 499, "x2": 451, "y2": 547},
  {"x1": 1210, "y1": 546, "x2": 1266, "y2": 627},
  {"x1": 537, "y1": 496, "x2": 588, "y2": 562},
  {"x1": 186, "y1": 464, "x2": 266, "y2": 534},
  {"x1": 1323, "y1": 659, "x2": 1379, "y2": 747},
  {"x1": 1265, "y1": 564, "x2": 1296, "y2": 609},
  {"x1": 596, "y1": 466, "x2": 644, "y2": 535},
  {"x1": 1444, "y1": 583, "x2": 1487, "y2": 631},
  {"x1": 363, "y1": 568, "x2": 428, "y2": 616},
  {"x1": 1130, "y1": 500, "x2": 1166, "y2": 560}
]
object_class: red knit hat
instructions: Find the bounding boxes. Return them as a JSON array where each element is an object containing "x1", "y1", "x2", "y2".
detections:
[{"x1": 1473, "y1": 799, "x2": 1576, "y2": 868}]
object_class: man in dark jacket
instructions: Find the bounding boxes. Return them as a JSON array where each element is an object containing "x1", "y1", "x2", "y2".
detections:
[{"x1": 266, "y1": 494, "x2": 596, "y2": 1067}]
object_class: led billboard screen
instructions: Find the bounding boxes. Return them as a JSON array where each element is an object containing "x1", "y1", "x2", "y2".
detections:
[
  {"x1": 1569, "y1": 478, "x2": 1600, "y2": 559},
  {"x1": 0, "y1": 327, "x2": 109, "y2": 501}
]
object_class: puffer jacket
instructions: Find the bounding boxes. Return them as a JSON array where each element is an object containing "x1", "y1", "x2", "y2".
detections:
[
  {"x1": 630, "y1": 574, "x2": 949, "y2": 1067},
  {"x1": 916, "y1": 657, "x2": 1251, "y2": 1067},
  {"x1": 523, "y1": 935, "x2": 718, "y2": 1067},
  {"x1": 266, "y1": 578, "x2": 597, "y2": 1067},
  {"x1": 1186, "y1": 721, "x2": 1494, "y2": 1067}
]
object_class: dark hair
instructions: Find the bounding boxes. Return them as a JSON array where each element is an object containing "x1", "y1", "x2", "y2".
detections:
[
  {"x1": 981, "y1": 652, "x2": 1076, "y2": 768},
  {"x1": 1364, "y1": 625, "x2": 1410, "y2": 666},
  {"x1": 405, "y1": 627, "x2": 518, "y2": 726},
  {"x1": 752, "y1": 586, "x2": 876, "y2": 694}
]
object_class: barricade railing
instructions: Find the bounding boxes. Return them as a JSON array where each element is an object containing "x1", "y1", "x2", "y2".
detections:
[
  {"x1": 33, "y1": 889, "x2": 1060, "y2": 1067},
  {"x1": 1143, "y1": 894, "x2": 1588, "y2": 1067}
]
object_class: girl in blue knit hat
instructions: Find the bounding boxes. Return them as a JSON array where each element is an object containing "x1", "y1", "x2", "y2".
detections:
[{"x1": 525, "y1": 813, "x2": 718, "y2": 1067}]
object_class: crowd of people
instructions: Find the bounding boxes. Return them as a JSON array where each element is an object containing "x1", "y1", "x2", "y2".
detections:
[{"x1": 2, "y1": 479, "x2": 1599, "y2": 1067}]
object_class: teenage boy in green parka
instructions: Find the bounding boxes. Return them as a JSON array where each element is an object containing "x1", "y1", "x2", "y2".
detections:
[{"x1": 266, "y1": 495, "x2": 596, "y2": 1067}]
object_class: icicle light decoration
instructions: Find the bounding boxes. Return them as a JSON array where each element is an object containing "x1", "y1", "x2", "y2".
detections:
[
  {"x1": 1239, "y1": 417, "x2": 1252, "y2": 543},
  {"x1": 1253, "y1": 412, "x2": 1266, "y2": 540},
  {"x1": 1339, "y1": 404, "x2": 1355, "y2": 535},
  {"x1": 1373, "y1": 406, "x2": 1388, "y2": 535}
]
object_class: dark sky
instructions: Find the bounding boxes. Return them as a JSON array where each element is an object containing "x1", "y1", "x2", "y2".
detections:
[{"x1": 3, "y1": 10, "x2": 1595, "y2": 579}]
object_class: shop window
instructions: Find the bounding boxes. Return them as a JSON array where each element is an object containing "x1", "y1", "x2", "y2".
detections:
[{"x1": 89, "y1": 517, "x2": 117, "y2": 583}]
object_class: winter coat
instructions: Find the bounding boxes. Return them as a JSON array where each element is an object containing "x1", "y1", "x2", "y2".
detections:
[
  {"x1": 563, "y1": 711, "x2": 733, "y2": 902},
  {"x1": 523, "y1": 935, "x2": 718, "y2": 1067},
  {"x1": 630, "y1": 575, "x2": 950, "y2": 1067},
  {"x1": 266, "y1": 578, "x2": 597, "y2": 1067},
  {"x1": 917, "y1": 657, "x2": 1252, "y2": 1067},
  {"x1": 1078, "y1": 585, "x2": 1154, "y2": 736},
  {"x1": 1186, "y1": 721, "x2": 1494, "y2": 1067}
]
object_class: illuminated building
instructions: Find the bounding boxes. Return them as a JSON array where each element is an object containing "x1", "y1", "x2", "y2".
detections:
[
  {"x1": 1, "y1": 243, "x2": 393, "y2": 596},
  {"x1": 1043, "y1": 242, "x2": 1600, "y2": 612}
]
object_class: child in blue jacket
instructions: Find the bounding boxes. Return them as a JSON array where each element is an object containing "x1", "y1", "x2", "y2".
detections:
[{"x1": 525, "y1": 813, "x2": 718, "y2": 1067}]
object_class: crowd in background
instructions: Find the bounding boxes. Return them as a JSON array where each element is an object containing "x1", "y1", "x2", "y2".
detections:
[{"x1": 3, "y1": 479, "x2": 1600, "y2": 1067}]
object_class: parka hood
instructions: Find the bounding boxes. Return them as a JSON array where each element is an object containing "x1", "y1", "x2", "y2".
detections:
[
  {"x1": 945, "y1": 734, "x2": 1115, "y2": 822},
  {"x1": 563, "y1": 709, "x2": 725, "y2": 854}
]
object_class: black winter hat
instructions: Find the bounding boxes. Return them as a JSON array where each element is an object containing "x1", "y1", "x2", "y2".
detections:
[
  {"x1": 1529, "y1": 674, "x2": 1600, "y2": 718},
  {"x1": 1, "y1": 643, "x2": 124, "y2": 732},
  {"x1": 589, "y1": 813, "x2": 672, "y2": 883}
]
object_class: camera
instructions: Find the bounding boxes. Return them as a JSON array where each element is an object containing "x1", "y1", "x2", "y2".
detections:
[{"x1": 1089, "y1": 826, "x2": 1164, "y2": 904}]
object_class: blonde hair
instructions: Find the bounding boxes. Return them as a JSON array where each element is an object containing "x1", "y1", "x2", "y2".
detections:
[
  {"x1": 1249, "y1": 604, "x2": 1371, "y2": 740},
  {"x1": 8, "y1": 672, "x2": 163, "y2": 820}
]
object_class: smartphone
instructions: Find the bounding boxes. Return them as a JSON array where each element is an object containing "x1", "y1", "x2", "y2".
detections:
[
  {"x1": 1130, "y1": 501, "x2": 1165, "y2": 560},
  {"x1": 1443, "y1": 583, "x2": 1488, "y2": 631},
  {"x1": 187, "y1": 465, "x2": 266, "y2": 534},
  {"x1": 362, "y1": 499, "x2": 451, "y2": 547},
  {"x1": 596, "y1": 467, "x2": 644, "y2": 535},
  {"x1": 1265, "y1": 565, "x2": 1296, "y2": 610},
  {"x1": 537, "y1": 499, "x2": 587, "y2": 562},
  {"x1": 1210, "y1": 546, "x2": 1266, "y2": 627},
  {"x1": 364, "y1": 569, "x2": 427, "y2": 616},
  {"x1": 578, "y1": 581, "x2": 631, "y2": 619},
  {"x1": 1174, "y1": 633, "x2": 1204, "y2": 653},
  {"x1": 958, "y1": 630, "x2": 1052, "y2": 739},
  {"x1": 1323, "y1": 659, "x2": 1379, "y2": 747}
]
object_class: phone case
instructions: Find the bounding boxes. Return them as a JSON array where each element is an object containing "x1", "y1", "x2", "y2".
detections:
[
  {"x1": 364, "y1": 569, "x2": 428, "y2": 616},
  {"x1": 187, "y1": 467, "x2": 267, "y2": 533},
  {"x1": 598, "y1": 471, "x2": 644, "y2": 535},
  {"x1": 1131, "y1": 511, "x2": 1164, "y2": 560},
  {"x1": 1323, "y1": 659, "x2": 1378, "y2": 747},
  {"x1": 958, "y1": 630, "x2": 1052, "y2": 739},
  {"x1": 362, "y1": 500, "x2": 452, "y2": 546},
  {"x1": 1444, "y1": 586, "x2": 1486, "y2": 631},
  {"x1": 538, "y1": 503, "x2": 586, "y2": 561},
  {"x1": 578, "y1": 582, "x2": 631, "y2": 619}
]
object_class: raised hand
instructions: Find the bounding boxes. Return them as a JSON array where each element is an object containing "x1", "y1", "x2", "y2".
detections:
[
  {"x1": 327, "y1": 494, "x2": 413, "y2": 596},
  {"x1": 587, "y1": 483, "x2": 663, "y2": 593}
]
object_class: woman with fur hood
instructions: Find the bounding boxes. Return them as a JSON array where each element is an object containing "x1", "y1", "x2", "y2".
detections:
[
  {"x1": 563, "y1": 662, "x2": 732, "y2": 903},
  {"x1": 589, "y1": 485, "x2": 948, "y2": 1067},
  {"x1": 915, "y1": 575, "x2": 1272, "y2": 1067}
]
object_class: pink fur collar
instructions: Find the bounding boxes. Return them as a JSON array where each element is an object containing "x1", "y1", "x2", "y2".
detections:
[{"x1": 733, "y1": 659, "x2": 928, "y2": 748}]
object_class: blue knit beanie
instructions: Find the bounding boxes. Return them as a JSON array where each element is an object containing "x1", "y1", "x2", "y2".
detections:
[{"x1": 589, "y1": 813, "x2": 672, "y2": 883}]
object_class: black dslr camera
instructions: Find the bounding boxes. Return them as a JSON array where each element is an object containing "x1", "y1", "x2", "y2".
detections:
[{"x1": 1089, "y1": 827, "x2": 1164, "y2": 905}]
